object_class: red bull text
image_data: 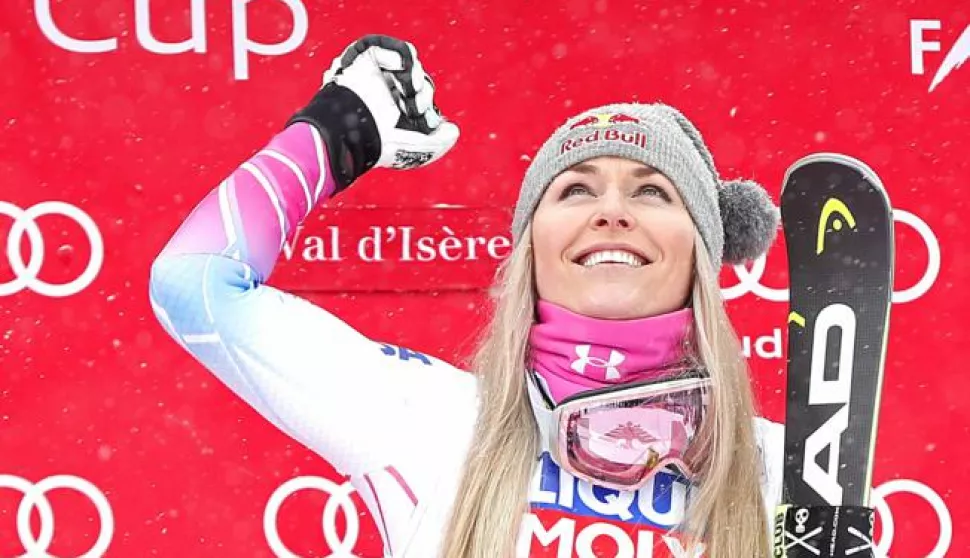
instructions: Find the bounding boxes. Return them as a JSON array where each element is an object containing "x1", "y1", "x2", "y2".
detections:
[{"x1": 559, "y1": 129, "x2": 649, "y2": 155}]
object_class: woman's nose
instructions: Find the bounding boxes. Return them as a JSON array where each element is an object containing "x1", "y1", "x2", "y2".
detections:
[
  {"x1": 592, "y1": 213, "x2": 632, "y2": 229},
  {"x1": 591, "y1": 195, "x2": 635, "y2": 230}
]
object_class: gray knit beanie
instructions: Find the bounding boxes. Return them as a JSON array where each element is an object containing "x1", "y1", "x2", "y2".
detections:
[{"x1": 512, "y1": 102, "x2": 779, "y2": 269}]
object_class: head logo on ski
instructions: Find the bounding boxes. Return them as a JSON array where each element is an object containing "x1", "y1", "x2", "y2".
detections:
[{"x1": 815, "y1": 198, "x2": 857, "y2": 254}]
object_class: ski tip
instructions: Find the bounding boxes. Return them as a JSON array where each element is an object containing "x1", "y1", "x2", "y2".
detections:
[{"x1": 781, "y1": 152, "x2": 889, "y2": 196}]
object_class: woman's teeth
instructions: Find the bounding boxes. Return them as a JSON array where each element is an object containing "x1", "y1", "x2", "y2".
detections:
[{"x1": 580, "y1": 250, "x2": 646, "y2": 268}]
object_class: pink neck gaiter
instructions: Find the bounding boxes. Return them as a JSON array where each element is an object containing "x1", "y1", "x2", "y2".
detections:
[{"x1": 528, "y1": 300, "x2": 693, "y2": 404}]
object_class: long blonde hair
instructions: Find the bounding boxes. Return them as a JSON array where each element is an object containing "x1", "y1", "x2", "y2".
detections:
[{"x1": 439, "y1": 225, "x2": 770, "y2": 557}]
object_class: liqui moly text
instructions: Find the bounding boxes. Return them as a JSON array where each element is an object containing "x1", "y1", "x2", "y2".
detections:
[{"x1": 518, "y1": 453, "x2": 704, "y2": 557}]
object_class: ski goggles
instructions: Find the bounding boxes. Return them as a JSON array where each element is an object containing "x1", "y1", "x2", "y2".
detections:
[{"x1": 527, "y1": 369, "x2": 710, "y2": 491}]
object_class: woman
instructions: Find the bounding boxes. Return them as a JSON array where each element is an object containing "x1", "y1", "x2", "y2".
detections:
[{"x1": 149, "y1": 35, "x2": 784, "y2": 557}]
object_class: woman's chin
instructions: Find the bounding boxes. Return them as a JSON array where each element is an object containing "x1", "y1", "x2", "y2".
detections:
[
  {"x1": 568, "y1": 298, "x2": 661, "y2": 321},
  {"x1": 560, "y1": 287, "x2": 689, "y2": 320}
]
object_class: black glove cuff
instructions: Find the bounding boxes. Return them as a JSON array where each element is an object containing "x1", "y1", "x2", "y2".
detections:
[
  {"x1": 773, "y1": 505, "x2": 875, "y2": 558},
  {"x1": 285, "y1": 83, "x2": 382, "y2": 193}
]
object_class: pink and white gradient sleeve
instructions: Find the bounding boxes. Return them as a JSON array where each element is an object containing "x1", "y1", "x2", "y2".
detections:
[{"x1": 148, "y1": 123, "x2": 477, "y2": 488}]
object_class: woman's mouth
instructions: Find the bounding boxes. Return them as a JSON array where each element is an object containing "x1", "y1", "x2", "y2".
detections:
[{"x1": 578, "y1": 249, "x2": 647, "y2": 268}]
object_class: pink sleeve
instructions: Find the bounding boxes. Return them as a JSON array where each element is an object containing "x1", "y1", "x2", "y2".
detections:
[{"x1": 157, "y1": 122, "x2": 336, "y2": 276}]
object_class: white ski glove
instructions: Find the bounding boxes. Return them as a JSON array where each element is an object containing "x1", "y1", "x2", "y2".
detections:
[{"x1": 288, "y1": 35, "x2": 460, "y2": 192}]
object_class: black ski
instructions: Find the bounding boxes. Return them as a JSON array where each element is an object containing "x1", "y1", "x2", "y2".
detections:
[
  {"x1": 780, "y1": 152, "x2": 894, "y2": 506},
  {"x1": 773, "y1": 153, "x2": 895, "y2": 557}
]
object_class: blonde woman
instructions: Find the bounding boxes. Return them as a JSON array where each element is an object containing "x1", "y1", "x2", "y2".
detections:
[{"x1": 149, "y1": 35, "x2": 869, "y2": 557}]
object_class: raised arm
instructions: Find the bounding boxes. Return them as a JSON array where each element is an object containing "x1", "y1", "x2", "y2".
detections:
[{"x1": 148, "y1": 35, "x2": 463, "y2": 479}]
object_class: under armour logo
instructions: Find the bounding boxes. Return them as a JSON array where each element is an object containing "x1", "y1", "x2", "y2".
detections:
[{"x1": 570, "y1": 345, "x2": 625, "y2": 380}]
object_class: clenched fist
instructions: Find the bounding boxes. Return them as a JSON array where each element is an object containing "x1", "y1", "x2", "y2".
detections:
[{"x1": 288, "y1": 35, "x2": 460, "y2": 192}]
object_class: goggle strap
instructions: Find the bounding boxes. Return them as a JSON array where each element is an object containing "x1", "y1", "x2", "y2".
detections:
[
  {"x1": 525, "y1": 372, "x2": 557, "y2": 458},
  {"x1": 555, "y1": 368, "x2": 708, "y2": 406}
]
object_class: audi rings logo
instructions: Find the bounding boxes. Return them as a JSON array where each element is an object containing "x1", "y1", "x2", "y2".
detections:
[
  {"x1": 0, "y1": 474, "x2": 114, "y2": 558},
  {"x1": 264, "y1": 476, "x2": 361, "y2": 558},
  {"x1": 0, "y1": 201, "x2": 104, "y2": 298},
  {"x1": 872, "y1": 479, "x2": 952, "y2": 558},
  {"x1": 722, "y1": 209, "x2": 940, "y2": 304}
]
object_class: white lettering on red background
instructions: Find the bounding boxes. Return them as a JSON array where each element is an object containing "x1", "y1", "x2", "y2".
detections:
[
  {"x1": 740, "y1": 328, "x2": 783, "y2": 360},
  {"x1": 34, "y1": 0, "x2": 309, "y2": 80},
  {"x1": 280, "y1": 224, "x2": 512, "y2": 264},
  {"x1": 909, "y1": 19, "x2": 970, "y2": 92}
]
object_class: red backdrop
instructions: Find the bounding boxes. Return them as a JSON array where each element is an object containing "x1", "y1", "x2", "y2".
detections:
[{"x1": 1, "y1": 0, "x2": 966, "y2": 556}]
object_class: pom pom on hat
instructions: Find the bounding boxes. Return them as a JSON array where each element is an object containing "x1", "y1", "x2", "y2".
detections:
[{"x1": 718, "y1": 179, "x2": 779, "y2": 264}]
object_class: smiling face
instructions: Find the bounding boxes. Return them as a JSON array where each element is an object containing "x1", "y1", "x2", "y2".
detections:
[{"x1": 531, "y1": 156, "x2": 696, "y2": 320}]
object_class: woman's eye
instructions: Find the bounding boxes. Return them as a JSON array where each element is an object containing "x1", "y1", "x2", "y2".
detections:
[
  {"x1": 636, "y1": 184, "x2": 672, "y2": 202},
  {"x1": 561, "y1": 183, "x2": 591, "y2": 199}
]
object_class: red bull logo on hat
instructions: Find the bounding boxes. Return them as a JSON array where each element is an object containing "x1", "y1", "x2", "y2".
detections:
[
  {"x1": 569, "y1": 112, "x2": 641, "y2": 130},
  {"x1": 561, "y1": 112, "x2": 648, "y2": 155}
]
